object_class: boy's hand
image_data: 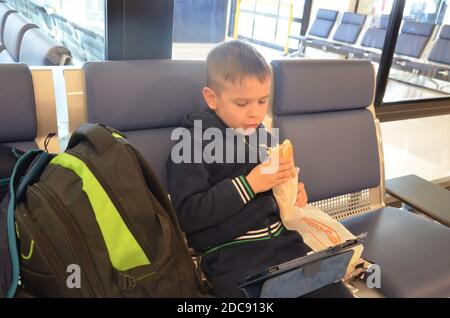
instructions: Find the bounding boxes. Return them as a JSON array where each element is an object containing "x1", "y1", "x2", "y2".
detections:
[
  {"x1": 294, "y1": 182, "x2": 308, "y2": 208},
  {"x1": 246, "y1": 156, "x2": 296, "y2": 194}
]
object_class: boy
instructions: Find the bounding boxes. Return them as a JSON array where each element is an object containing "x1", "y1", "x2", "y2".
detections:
[{"x1": 166, "y1": 40, "x2": 352, "y2": 298}]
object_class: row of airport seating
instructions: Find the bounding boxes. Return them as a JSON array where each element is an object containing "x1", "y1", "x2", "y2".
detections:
[
  {"x1": 290, "y1": 9, "x2": 450, "y2": 82},
  {"x1": 4, "y1": 0, "x2": 104, "y2": 61},
  {"x1": 0, "y1": 1, "x2": 71, "y2": 65},
  {"x1": 1, "y1": 60, "x2": 450, "y2": 297}
]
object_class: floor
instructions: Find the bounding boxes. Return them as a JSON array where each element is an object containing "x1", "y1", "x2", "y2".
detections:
[{"x1": 381, "y1": 114, "x2": 450, "y2": 181}]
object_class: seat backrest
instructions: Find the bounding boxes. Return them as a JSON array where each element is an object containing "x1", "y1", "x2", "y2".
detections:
[
  {"x1": 428, "y1": 24, "x2": 450, "y2": 65},
  {"x1": 332, "y1": 12, "x2": 366, "y2": 44},
  {"x1": 395, "y1": 20, "x2": 434, "y2": 58},
  {"x1": 19, "y1": 27, "x2": 72, "y2": 65},
  {"x1": 0, "y1": 63, "x2": 37, "y2": 151},
  {"x1": 0, "y1": 2, "x2": 16, "y2": 46},
  {"x1": 271, "y1": 59, "x2": 381, "y2": 219},
  {"x1": 3, "y1": 12, "x2": 37, "y2": 61},
  {"x1": 307, "y1": 9, "x2": 339, "y2": 39},
  {"x1": 83, "y1": 60, "x2": 207, "y2": 191},
  {"x1": 361, "y1": 15, "x2": 390, "y2": 50}
]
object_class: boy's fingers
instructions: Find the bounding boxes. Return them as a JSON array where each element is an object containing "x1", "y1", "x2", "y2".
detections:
[
  {"x1": 278, "y1": 169, "x2": 294, "y2": 179},
  {"x1": 276, "y1": 177, "x2": 290, "y2": 185}
]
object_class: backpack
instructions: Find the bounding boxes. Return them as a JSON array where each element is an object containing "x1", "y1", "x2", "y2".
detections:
[
  {"x1": 1, "y1": 123, "x2": 207, "y2": 297},
  {"x1": 0, "y1": 145, "x2": 24, "y2": 201}
]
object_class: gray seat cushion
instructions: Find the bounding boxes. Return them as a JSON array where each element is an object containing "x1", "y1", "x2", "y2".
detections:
[
  {"x1": 83, "y1": 60, "x2": 208, "y2": 190},
  {"x1": 395, "y1": 21, "x2": 434, "y2": 58},
  {"x1": 428, "y1": 25, "x2": 450, "y2": 66},
  {"x1": 342, "y1": 207, "x2": 450, "y2": 297},
  {"x1": 361, "y1": 15, "x2": 390, "y2": 50},
  {"x1": 271, "y1": 60, "x2": 379, "y2": 202},
  {"x1": 308, "y1": 9, "x2": 338, "y2": 39},
  {"x1": 0, "y1": 64, "x2": 37, "y2": 144},
  {"x1": 3, "y1": 141, "x2": 37, "y2": 152},
  {"x1": 333, "y1": 12, "x2": 366, "y2": 44}
]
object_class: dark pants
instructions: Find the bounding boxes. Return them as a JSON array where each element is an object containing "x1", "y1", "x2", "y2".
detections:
[{"x1": 201, "y1": 229, "x2": 353, "y2": 298}]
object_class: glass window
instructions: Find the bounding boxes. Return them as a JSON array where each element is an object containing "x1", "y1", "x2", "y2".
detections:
[
  {"x1": 5, "y1": 0, "x2": 105, "y2": 63},
  {"x1": 287, "y1": 0, "x2": 392, "y2": 78},
  {"x1": 171, "y1": 0, "x2": 308, "y2": 60},
  {"x1": 384, "y1": 0, "x2": 450, "y2": 102}
]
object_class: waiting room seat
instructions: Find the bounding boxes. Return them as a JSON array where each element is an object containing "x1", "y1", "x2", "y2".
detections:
[
  {"x1": 81, "y1": 60, "x2": 207, "y2": 190},
  {"x1": 271, "y1": 59, "x2": 450, "y2": 297},
  {"x1": 0, "y1": 12, "x2": 37, "y2": 63},
  {"x1": 0, "y1": 63, "x2": 60, "y2": 152},
  {"x1": 399, "y1": 25, "x2": 450, "y2": 82},
  {"x1": 338, "y1": 15, "x2": 389, "y2": 58},
  {"x1": 360, "y1": 15, "x2": 390, "y2": 50},
  {"x1": 0, "y1": 64, "x2": 38, "y2": 151},
  {"x1": 321, "y1": 12, "x2": 367, "y2": 54},
  {"x1": 395, "y1": 20, "x2": 435, "y2": 59},
  {"x1": 0, "y1": 2, "x2": 15, "y2": 51},
  {"x1": 289, "y1": 9, "x2": 339, "y2": 54}
]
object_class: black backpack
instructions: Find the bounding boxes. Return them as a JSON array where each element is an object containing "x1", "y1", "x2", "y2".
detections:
[
  {"x1": 1, "y1": 123, "x2": 208, "y2": 297},
  {"x1": 0, "y1": 145, "x2": 24, "y2": 201}
]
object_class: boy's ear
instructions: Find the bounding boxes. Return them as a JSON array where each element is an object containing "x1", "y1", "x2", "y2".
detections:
[{"x1": 202, "y1": 87, "x2": 218, "y2": 110}]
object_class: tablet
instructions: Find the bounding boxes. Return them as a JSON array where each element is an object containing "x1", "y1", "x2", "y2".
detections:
[{"x1": 239, "y1": 233, "x2": 366, "y2": 298}]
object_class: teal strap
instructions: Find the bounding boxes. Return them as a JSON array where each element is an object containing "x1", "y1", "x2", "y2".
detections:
[
  {"x1": 0, "y1": 178, "x2": 10, "y2": 187},
  {"x1": 6, "y1": 150, "x2": 42, "y2": 298}
]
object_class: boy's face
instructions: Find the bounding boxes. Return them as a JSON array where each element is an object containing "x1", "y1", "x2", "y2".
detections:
[{"x1": 202, "y1": 75, "x2": 271, "y2": 132}]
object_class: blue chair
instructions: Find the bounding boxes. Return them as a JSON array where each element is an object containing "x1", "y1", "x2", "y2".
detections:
[
  {"x1": 399, "y1": 25, "x2": 450, "y2": 82},
  {"x1": 82, "y1": 60, "x2": 207, "y2": 190},
  {"x1": 394, "y1": 20, "x2": 435, "y2": 60},
  {"x1": 271, "y1": 59, "x2": 450, "y2": 297},
  {"x1": 0, "y1": 63, "x2": 38, "y2": 151},
  {"x1": 289, "y1": 9, "x2": 339, "y2": 55},
  {"x1": 332, "y1": 12, "x2": 366, "y2": 44}
]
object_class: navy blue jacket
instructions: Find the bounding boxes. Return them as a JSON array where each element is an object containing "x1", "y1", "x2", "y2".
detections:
[{"x1": 166, "y1": 109, "x2": 294, "y2": 252}]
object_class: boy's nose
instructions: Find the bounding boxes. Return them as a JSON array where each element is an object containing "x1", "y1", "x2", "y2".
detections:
[{"x1": 248, "y1": 105, "x2": 260, "y2": 118}]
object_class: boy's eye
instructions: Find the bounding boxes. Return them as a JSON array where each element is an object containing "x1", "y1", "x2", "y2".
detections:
[
  {"x1": 258, "y1": 99, "x2": 268, "y2": 105},
  {"x1": 235, "y1": 101, "x2": 248, "y2": 107}
]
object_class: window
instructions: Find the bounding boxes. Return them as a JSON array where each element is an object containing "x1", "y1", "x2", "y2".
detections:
[
  {"x1": 384, "y1": 0, "x2": 450, "y2": 102},
  {"x1": 5, "y1": 0, "x2": 105, "y2": 63}
]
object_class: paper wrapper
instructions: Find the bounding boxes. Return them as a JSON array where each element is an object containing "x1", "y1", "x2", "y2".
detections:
[{"x1": 273, "y1": 167, "x2": 363, "y2": 277}]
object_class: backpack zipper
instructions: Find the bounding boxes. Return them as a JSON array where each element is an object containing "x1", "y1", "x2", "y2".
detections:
[{"x1": 30, "y1": 185, "x2": 105, "y2": 297}]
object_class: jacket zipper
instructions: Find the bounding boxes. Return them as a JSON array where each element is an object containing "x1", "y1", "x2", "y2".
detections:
[
  {"x1": 67, "y1": 150, "x2": 154, "y2": 263},
  {"x1": 30, "y1": 185, "x2": 104, "y2": 297},
  {"x1": 16, "y1": 204, "x2": 73, "y2": 297}
]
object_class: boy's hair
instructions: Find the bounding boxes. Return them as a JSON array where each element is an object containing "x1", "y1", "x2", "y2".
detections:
[{"x1": 206, "y1": 40, "x2": 271, "y2": 92}]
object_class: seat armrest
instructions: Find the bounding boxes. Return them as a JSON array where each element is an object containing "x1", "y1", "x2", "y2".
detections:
[{"x1": 386, "y1": 174, "x2": 450, "y2": 226}]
